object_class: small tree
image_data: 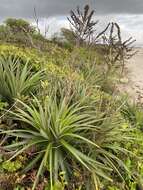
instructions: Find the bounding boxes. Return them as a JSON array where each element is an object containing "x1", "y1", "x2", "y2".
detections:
[
  {"x1": 3, "y1": 18, "x2": 45, "y2": 50},
  {"x1": 67, "y1": 4, "x2": 98, "y2": 46},
  {"x1": 5, "y1": 18, "x2": 35, "y2": 34}
]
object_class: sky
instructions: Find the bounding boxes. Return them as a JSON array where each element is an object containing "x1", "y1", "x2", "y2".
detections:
[{"x1": 0, "y1": 0, "x2": 143, "y2": 46}]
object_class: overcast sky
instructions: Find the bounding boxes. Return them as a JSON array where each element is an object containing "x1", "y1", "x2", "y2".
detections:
[{"x1": 0, "y1": 0, "x2": 143, "y2": 45}]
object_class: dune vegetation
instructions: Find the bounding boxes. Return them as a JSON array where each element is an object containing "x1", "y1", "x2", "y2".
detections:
[{"x1": 0, "y1": 4, "x2": 143, "y2": 190}]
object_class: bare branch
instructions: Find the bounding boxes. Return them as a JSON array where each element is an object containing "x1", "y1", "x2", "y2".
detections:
[
  {"x1": 67, "y1": 4, "x2": 98, "y2": 46},
  {"x1": 33, "y1": 7, "x2": 40, "y2": 34}
]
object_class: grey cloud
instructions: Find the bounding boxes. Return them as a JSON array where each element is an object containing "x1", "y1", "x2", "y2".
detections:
[
  {"x1": 0, "y1": 0, "x2": 88, "y2": 18},
  {"x1": 0, "y1": 0, "x2": 143, "y2": 19},
  {"x1": 95, "y1": 0, "x2": 143, "y2": 14}
]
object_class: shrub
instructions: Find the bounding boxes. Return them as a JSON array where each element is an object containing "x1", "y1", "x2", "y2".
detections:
[{"x1": 0, "y1": 44, "x2": 70, "y2": 68}]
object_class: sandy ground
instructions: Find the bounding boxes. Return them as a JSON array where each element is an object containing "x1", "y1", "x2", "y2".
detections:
[{"x1": 120, "y1": 48, "x2": 143, "y2": 101}]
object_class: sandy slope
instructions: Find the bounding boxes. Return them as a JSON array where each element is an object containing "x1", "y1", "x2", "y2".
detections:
[{"x1": 120, "y1": 48, "x2": 143, "y2": 101}]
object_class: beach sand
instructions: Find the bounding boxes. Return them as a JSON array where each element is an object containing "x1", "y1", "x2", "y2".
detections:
[{"x1": 120, "y1": 48, "x2": 143, "y2": 101}]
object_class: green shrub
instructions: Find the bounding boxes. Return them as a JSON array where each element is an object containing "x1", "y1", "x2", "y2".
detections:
[{"x1": 2, "y1": 160, "x2": 22, "y2": 172}]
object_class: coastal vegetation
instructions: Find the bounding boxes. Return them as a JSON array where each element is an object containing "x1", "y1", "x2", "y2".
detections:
[{"x1": 0, "y1": 4, "x2": 142, "y2": 190}]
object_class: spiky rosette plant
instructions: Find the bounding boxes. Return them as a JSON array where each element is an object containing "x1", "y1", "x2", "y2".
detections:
[
  {"x1": 0, "y1": 56, "x2": 44, "y2": 104},
  {"x1": 0, "y1": 95, "x2": 133, "y2": 190}
]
